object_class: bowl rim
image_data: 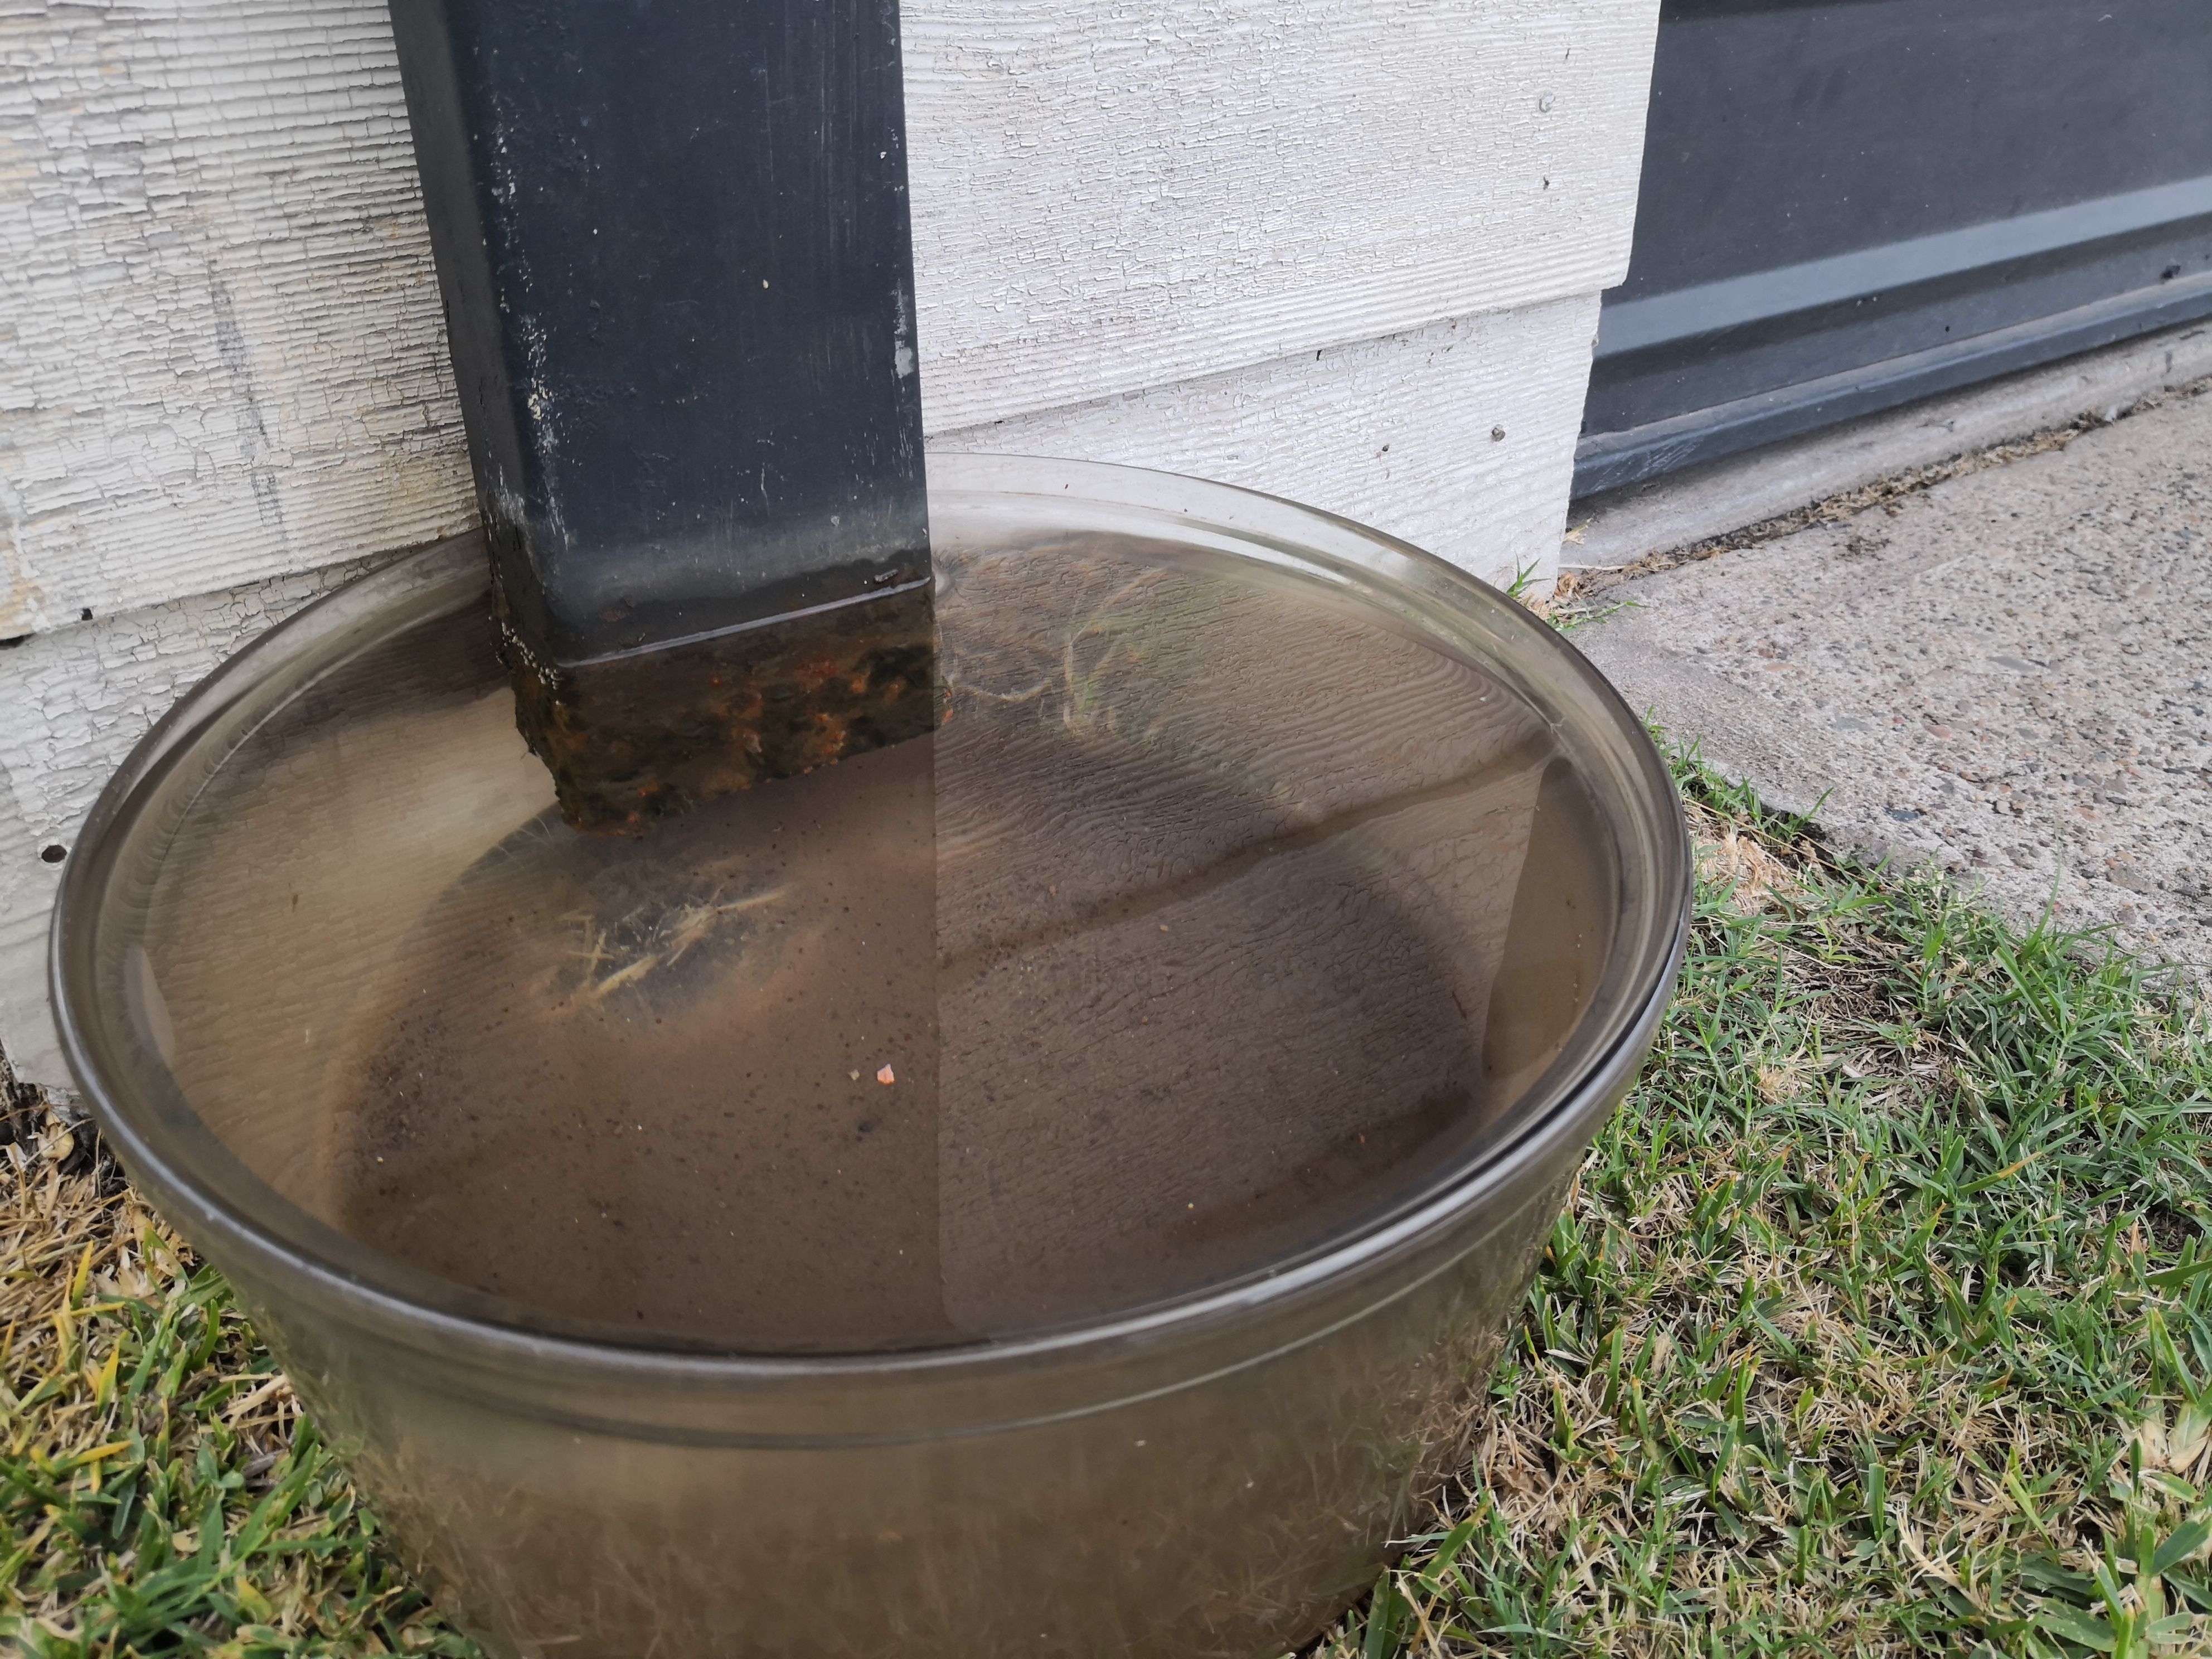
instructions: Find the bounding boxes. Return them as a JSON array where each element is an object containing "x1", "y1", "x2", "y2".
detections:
[{"x1": 51, "y1": 452, "x2": 1691, "y2": 1404}]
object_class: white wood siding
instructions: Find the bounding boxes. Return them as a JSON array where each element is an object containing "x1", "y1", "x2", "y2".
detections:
[
  {"x1": 904, "y1": 0, "x2": 1654, "y2": 429},
  {"x1": 0, "y1": 4, "x2": 475, "y2": 637},
  {"x1": 0, "y1": 0, "x2": 1660, "y2": 1083},
  {"x1": 939, "y1": 295, "x2": 1603, "y2": 586},
  {"x1": 4, "y1": 0, "x2": 1655, "y2": 634}
]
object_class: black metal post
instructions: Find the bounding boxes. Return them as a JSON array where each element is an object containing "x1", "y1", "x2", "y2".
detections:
[{"x1": 389, "y1": 0, "x2": 933, "y2": 829}]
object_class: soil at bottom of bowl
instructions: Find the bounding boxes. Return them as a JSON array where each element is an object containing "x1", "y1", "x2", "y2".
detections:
[{"x1": 316, "y1": 710, "x2": 1607, "y2": 1354}]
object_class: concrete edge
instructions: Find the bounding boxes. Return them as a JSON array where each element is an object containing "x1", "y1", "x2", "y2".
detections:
[{"x1": 1564, "y1": 316, "x2": 2212, "y2": 571}]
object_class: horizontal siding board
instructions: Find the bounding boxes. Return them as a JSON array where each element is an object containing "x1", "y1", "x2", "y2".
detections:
[
  {"x1": 2, "y1": 0, "x2": 1655, "y2": 633},
  {"x1": 904, "y1": 0, "x2": 1658, "y2": 428},
  {"x1": 935, "y1": 293, "x2": 1600, "y2": 590},
  {"x1": 0, "y1": 4, "x2": 478, "y2": 635}
]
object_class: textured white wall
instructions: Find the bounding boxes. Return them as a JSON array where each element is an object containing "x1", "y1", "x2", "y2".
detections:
[
  {"x1": 0, "y1": 0, "x2": 1660, "y2": 1083},
  {"x1": 0, "y1": 6, "x2": 474, "y2": 637},
  {"x1": 3, "y1": 0, "x2": 1653, "y2": 632},
  {"x1": 903, "y1": 0, "x2": 1653, "y2": 428},
  {"x1": 939, "y1": 297, "x2": 1603, "y2": 581}
]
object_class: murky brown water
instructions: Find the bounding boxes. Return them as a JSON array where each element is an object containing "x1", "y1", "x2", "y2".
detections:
[{"x1": 321, "y1": 540, "x2": 1614, "y2": 1352}]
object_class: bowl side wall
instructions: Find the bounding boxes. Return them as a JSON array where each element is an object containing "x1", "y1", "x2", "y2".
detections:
[{"x1": 224, "y1": 1068, "x2": 1627, "y2": 1659}]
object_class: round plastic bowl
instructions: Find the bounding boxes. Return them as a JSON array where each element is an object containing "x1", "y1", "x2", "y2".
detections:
[{"x1": 54, "y1": 455, "x2": 1689, "y2": 1658}]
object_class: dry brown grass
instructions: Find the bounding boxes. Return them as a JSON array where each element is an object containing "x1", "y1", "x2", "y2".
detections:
[
  {"x1": 0, "y1": 1085, "x2": 465, "y2": 1656},
  {"x1": 1307, "y1": 770, "x2": 2212, "y2": 1657}
]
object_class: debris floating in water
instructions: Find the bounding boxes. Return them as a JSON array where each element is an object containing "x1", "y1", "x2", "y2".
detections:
[{"x1": 877, "y1": 1064, "x2": 896, "y2": 1085}]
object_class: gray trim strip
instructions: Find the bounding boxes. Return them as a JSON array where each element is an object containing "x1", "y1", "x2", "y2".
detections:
[
  {"x1": 1574, "y1": 270, "x2": 2212, "y2": 497},
  {"x1": 1596, "y1": 174, "x2": 2212, "y2": 358}
]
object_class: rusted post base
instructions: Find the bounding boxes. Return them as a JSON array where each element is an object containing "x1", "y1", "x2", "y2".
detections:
[
  {"x1": 389, "y1": 0, "x2": 933, "y2": 831},
  {"x1": 506, "y1": 585, "x2": 936, "y2": 832}
]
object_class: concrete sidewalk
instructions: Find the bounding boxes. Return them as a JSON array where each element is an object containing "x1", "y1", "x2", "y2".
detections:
[{"x1": 1575, "y1": 376, "x2": 2212, "y2": 969}]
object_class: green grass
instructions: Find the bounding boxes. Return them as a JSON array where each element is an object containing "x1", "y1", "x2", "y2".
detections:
[
  {"x1": 6, "y1": 751, "x2": 2212, "y2": 1656},
  {"x1": 0, "y1": 1134, "x2": 473, "y2": 1658},
  {"x1": 1317, "y1": 763, "x2": 2212, "y2": 1658}
]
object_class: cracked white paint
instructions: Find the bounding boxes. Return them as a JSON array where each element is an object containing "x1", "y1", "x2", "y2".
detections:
[{"x1": 0, "y1": 0, "x2": 1660, "y2": 1079}]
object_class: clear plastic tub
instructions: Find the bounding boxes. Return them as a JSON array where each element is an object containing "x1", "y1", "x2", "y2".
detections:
[{"x1": 53, "y1": 455, "x2": 1689, "y2": 1658}]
